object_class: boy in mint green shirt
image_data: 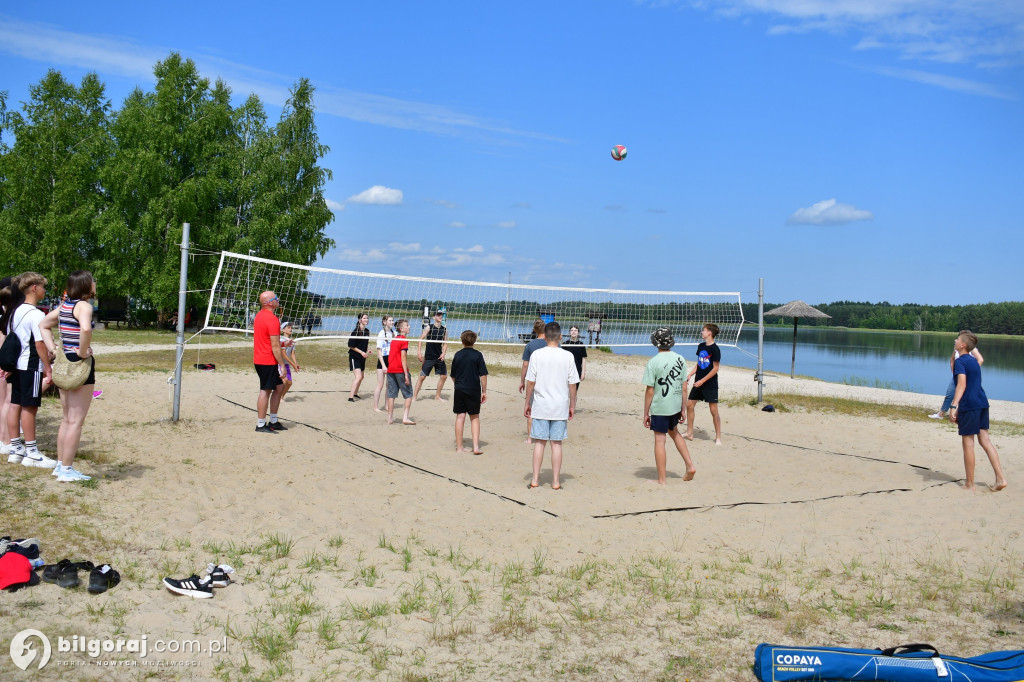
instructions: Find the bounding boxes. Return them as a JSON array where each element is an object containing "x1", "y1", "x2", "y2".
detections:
[{"x1": 642, "y1": 327, "x2": 696, "y2": 485}]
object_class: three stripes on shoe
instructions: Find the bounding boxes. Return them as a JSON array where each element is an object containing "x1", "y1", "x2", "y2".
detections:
[{"x1": 163, "y1": 563, "x2": 234, "y2": 599}]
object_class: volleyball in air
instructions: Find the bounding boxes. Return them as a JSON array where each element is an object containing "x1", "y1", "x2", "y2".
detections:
[{"x1": 611, "y1": 145, "x2": 627, "y2": 161}]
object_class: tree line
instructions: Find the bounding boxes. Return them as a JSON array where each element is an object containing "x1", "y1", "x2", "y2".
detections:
[
  {"x1": 743, "y1": 301, "x2": 1024, "y2": 336},
  {"x1": 0, "y1": 53, "x2": 334, "y2": 313}
]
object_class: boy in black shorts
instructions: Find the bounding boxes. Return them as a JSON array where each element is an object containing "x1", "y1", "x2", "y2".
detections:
[
  {"x1": 642, "y1": 327, "x2": 695, "y2": 485},
  {"x1": 684, "y1": 323, "x2": 723, "y2": 445},
  {"x1": 414, "y1": 309, "x2": 448, "y2": 401},
  {"x1": 451, "y1": 331, "x2": 488, "y2": 455}
]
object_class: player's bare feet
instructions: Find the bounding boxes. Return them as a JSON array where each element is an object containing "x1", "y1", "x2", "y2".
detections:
[
  {"x1": 962, "y1": 483, "x2": 976, "y2": 491},
  {"x1": 472, "y1": 449, "x2": 484, "y2": 456},
  {"x1": 648, "y1": 479, "x2": 666, "y2": 486},
  {"x1": 992, "y1": 480, "x2": 1008, "y2": 491},
  {"x1": 387, "y1": 418, "x2": 394, "y2": 425},
  {"x1": 455, "y1": 446, "x2": 465, "y2": 453},
  {"x1": 714, "y1": 438, "x2": 723, "y2": 445},
  {"x1": 524, "y1": 438, "x2": 532, "y2": 444},
  {"x1": 435, "y1": 395, "x2": 443, "y2": 401},
  {"x1": 402, "y1": 419, "x2": 416, "y2": 426},
  {"x1": 374, "y1": 407, "x2": 384, "y2": 413},
  {"x1": 682, "y1": 433, "x2": 694, "y2": 441},
  {"x1": 684, "y1": 469, "x2": 696, "y2": 481}
]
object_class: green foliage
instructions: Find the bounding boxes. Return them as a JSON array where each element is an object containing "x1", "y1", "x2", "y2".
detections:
[
  {"x1": 0, "y1": 54, "x2": 335, "y2": 313},
  {"x1": 744, "y1": 300, "x2": 1024, "y2": 336}
]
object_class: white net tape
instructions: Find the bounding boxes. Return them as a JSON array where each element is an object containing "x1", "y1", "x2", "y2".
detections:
[{"x1": 205, "y1": 252, "x2": 745, "y2": 347}]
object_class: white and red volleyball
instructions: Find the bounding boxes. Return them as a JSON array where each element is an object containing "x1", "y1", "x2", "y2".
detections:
[{"x1": 611, "y1": 145, "x2": 627, "y2": 161}]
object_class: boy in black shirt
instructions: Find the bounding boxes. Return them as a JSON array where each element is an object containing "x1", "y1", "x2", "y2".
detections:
[
  {"x1": 415, "y1": 309, "x2": 448, "y2": 401},
  {"x1": 451, "y1": 330, "x2": 488, "y2": 455},
  {"x1": 684, "y1": 323, "x2": 723, "y2": 445}
]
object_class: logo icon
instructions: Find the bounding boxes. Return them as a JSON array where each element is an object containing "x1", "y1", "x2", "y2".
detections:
[{"x1": 10, "y1": 629, "x2": 51, "y2": 671}]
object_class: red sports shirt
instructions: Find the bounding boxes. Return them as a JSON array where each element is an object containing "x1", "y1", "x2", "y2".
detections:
[
  {"x1": 388, "y1": 336, "x2": 408, "y2": 373},
  {"x1": 253, "y1": 309, "x2": 281, "y2": 364}
]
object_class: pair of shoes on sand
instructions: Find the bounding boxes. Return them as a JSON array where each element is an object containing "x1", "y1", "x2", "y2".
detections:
[
  {"x1": 43, "y1": 560, "x2": 120, "y2": 594},
  {"x1": 163, "y1": 563, "x2": 235, "y2": 599}
]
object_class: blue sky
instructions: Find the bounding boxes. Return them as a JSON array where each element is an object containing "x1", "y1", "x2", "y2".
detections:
[{"x1": 1, "y1": 1, "x2": 1022, "y2": 306}]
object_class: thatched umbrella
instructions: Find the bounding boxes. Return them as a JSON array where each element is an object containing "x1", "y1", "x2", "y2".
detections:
[{"x1": 764, "y1": 301, "x2": 831, "y2": 378}]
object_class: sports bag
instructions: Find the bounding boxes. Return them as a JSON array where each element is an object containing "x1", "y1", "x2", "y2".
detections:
[
  {"x1": 0, "y1": 309, "x2": 30, "y2": 373},
  {"x1": 754, "y1": 642, "x2": 1024, "y2": 681}
]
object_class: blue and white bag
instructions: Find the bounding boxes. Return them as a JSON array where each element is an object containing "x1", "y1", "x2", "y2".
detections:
[{"x1": 754, "y1": 643, "x2": 1024, "y2": 681}]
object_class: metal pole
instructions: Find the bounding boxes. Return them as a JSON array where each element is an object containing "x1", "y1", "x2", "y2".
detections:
[
  {"x1": 790, "y1": 317, "x2": 799, "y2": 379},
  {"x1": 172, "y1": 222, "x2": 190, "y2": 422},
  {"x1": 757, "y1": 277, "x2": 764, "y2": 403}
]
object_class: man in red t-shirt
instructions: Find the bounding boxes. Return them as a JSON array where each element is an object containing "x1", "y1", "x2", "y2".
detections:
[
  {"x1": 253, "y1": 291, "x2": 288, "y2": 433},
  {"x1": 385, "y1": 319, "x2": 415, "y2": 425}
]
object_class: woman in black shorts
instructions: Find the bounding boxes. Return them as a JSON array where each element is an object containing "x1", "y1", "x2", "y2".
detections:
[{"x1": 347, "y1": 313, "x2": 370, "y2": 402}]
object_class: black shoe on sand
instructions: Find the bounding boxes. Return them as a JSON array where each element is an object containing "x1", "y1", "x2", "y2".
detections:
[
  {"x1": 88, "y1": 564, "x2": 121, "y2": 594},
  {"x1": 163, "y1": 574, "x2": 214, "y2": 599},
  {"x1": 43, "y1": 560, "x2": 95, "y2": 588}
]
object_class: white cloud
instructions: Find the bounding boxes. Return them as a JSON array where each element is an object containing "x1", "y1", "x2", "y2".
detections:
[
  {"x1": 454, "y1": 245, "x2": 485, "y2": 253},
  {"x1": 387, "y1": 242, "x2": 421, "y2": 253},
  {"x1": 339, "y1": 248, "x2": 386, "y2": 263},
  {"x1": 346, "y1": 185, "x2": 403, "y2": 205},
  {"x1": 325, "y1": 198, "x2": 345, "y2": 212},
  {"x1": 497, "y1": 221, "x2": 517, "y2": 229},
  {"x1": 679, "y1": 0, "x2": 1024, "y2": 69},
  {"x1": 0, "y1": 16, "x2": 570, "y2": 143},
  {"x1": 860, "y1": 64, "x2": 1014, "y2": 99},
  {"x1": 428, "y1": 198, "x2": 459, "y2": 209},
  {"x1": 786, "y1": 198, "x2": 874, "y2": 225},
  {"x1": 448, "y1": 221, "x2": 467, "y2": 228}
]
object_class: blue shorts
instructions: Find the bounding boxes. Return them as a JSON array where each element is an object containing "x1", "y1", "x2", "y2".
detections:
[
  {"x1": 650, "y1": 413, "x2": 682, "y2": 434},
  {"x1": 957, "y1": 408, "x2": 989, "y2": 436},
  {"x1": 530, "y1": 418, "x2": 568, "y2": 442}
]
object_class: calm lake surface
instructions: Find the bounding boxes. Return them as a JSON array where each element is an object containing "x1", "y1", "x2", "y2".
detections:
[{"x1": 622, "y1": 327, "x2": 1024, "y2": 403}]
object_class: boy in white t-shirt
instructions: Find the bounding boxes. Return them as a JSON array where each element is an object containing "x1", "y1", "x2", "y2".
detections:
[
  {"x1": 4, "y1": 273, "x2": 57, "y2": 468},
  {"x1": 524, "y1": 322, "x2": 579, "y2": 490}
]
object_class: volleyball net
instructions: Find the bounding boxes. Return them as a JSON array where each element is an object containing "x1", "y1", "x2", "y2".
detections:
[{"x1": 205, "y1": 252, "x2": 745, "y2": 347}]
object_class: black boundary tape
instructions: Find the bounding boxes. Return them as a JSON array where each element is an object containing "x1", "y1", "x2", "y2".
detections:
[
  {"x1": 591, "y1": 481, "x2": 955, "y2": 519},
  {"x1": 216, "y1": 395, "x2": 557, "y2": 518}
]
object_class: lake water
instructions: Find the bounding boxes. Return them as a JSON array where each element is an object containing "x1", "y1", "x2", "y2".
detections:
[
  {"x1": 621, "y1": 327, "x2": 1024, "y2": 403},
  {"x1": 315, "y1": 315, "x2": 1024, "y2": 403}
]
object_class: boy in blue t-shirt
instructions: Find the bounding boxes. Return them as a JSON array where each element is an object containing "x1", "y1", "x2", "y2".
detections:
[
  {"x1": 642, "y1": 327, "x2": 696, "y2": 485},
  {"x1": 950, "y1": 331, "x2": 1007, "y2": 491}
]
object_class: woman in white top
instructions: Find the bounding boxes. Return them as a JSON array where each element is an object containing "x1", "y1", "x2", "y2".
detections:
[{"x1": 373, "y1": 315, "x2": 394, "y2": 412}]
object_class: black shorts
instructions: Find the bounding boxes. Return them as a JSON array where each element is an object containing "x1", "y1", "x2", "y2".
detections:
[
  {"x1": 957, "y1": 408, "x2": 989, "y2": 436},
  {"x1": 378, "y1": 354, "x2": 389, "y2": 372},
  {"x1": 649, "y1": 412, "x2": 682, "y2": 434},
  {"x1": 420, "y1": 357, "x2": 447, "y2": 376},
  {"x1": 65, "y1": 351, "x2": 96, "y2": 386},
  {"x1": 349, "y1": 353, "x2": 366, "y2": 372},
  {"x1": 254, "y1": 364, "x2": 283, "y2": 391},
  {"x1": 452, "y1": 389, "x2": 481, "y2": 416},
  {"x1": 688, "y1": 384, "x2": 719, "y2": 403},
  {"x1": 11, "y1": 369, "x2": 44, "y2": 407}
]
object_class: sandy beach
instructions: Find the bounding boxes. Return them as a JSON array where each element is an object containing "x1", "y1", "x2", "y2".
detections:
[{"x1": 2, "y1": 344, "x2": 1022, "y2": 680}]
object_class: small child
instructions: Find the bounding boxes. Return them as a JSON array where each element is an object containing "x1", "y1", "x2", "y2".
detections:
[
  {"x1": 684, "y1": 323, "x2": 723, "y2": 445},
  {"x1": 451, "y1": 330, "x2": 488, "y2": 454},
  {"x1": 642, "y1": 327, "x2": 696, "y2": 485},
  {"x1": 950, "y1": 331, "x2": 1007, "y2": 491},
  {"x1": 280, "y1": 322, "x2": 300, "y2": 401}
]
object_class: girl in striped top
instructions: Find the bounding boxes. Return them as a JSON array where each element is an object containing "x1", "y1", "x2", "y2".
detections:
[{"x1": 39, "y1": 270, "x2": 96, "y2": 482}]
